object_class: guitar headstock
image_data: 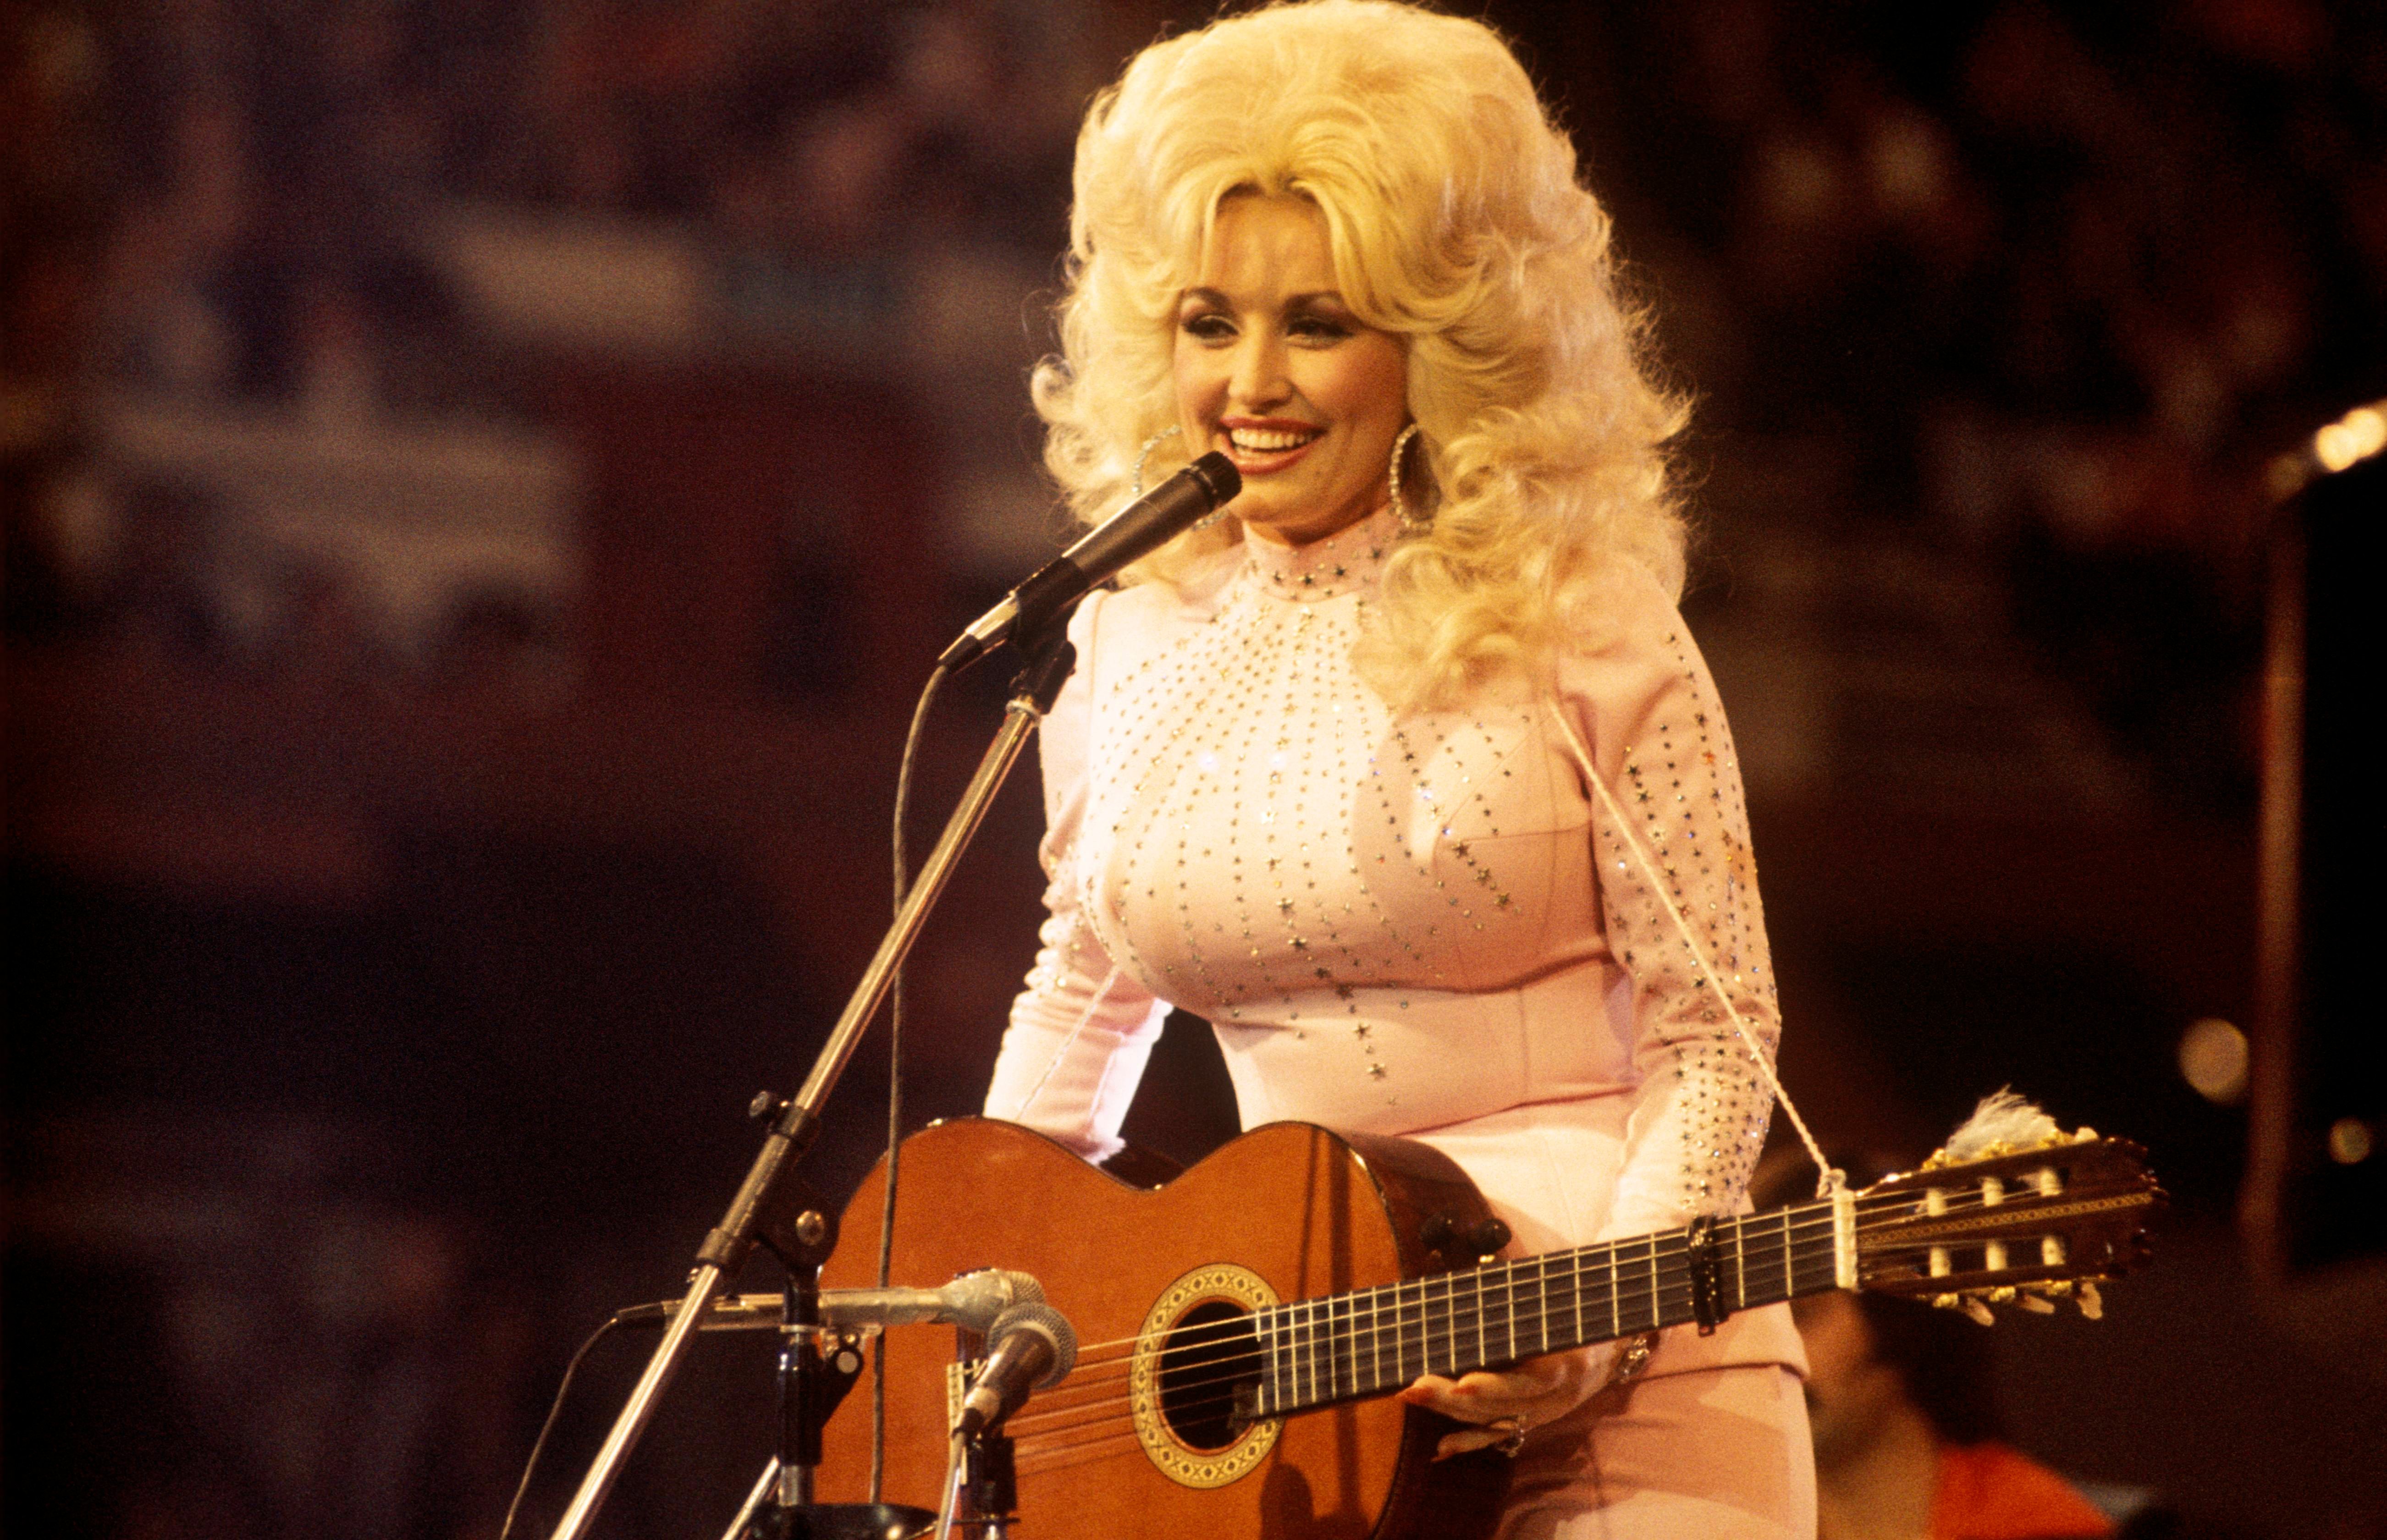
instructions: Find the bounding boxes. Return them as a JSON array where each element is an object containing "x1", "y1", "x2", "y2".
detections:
[{"x1": 1849, "y1": 1113, "x2": 2163, "y2": 1324}]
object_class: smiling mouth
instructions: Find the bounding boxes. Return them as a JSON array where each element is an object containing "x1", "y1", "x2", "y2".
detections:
[{"x1": 1226, "y1": 425, "x2": 1324, "y2": 454}]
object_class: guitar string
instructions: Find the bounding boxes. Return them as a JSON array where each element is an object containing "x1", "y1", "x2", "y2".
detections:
[
  {"x1": 1003, "y1": 1256, "x2": 1723, "y2": 1425},
  {"x1": 995, "y1": 1172, "x2": 2144, "y2": 1471},
  {"x1": 1001, "y1": 1226, "x2": 1839, "y2": 1439},
  {"x1": 1020, "y1": 1183, "x2": 2028, "y2": 1412},
  {"x1": 1004, "y1": 1228, "x2": 2032, "y2": 1461},
  {"x1": 1030, "y1": 1231, "x2": 1749, "y2": 1390},
  {"x1": 1009, "y1": 1271, "x2": 1751, "y2": 1441},
  {"x1": 998, "y1": 1186, "x2": 2084, "y2": 1443},
  {"x1": 1009, "y1": 1243, "x2": 2093, "y2": 1458},
  {"x1": 1038, "y1": 1203, "x2": 1844, "y2": 1370},
  {"x1": 1021, "y1": 1182, "x2": 2006, "y2": 1373}
]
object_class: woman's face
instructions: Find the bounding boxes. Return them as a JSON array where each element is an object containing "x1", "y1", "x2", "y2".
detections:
[{"x1": 1173, "y1": 194, "x2": 1409, "y2": 547}]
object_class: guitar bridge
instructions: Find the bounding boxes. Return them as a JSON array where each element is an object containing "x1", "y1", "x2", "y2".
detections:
[{"x1": 946, "y1": 1358, "x2": 980, "y2": 1430}]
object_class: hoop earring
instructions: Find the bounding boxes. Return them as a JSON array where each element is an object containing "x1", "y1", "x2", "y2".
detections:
[
  {"x1": 1388, "y1": 424, "x2": 1428, "y2": 536},
  {"x1": 1130, "y1": 424, "x2": 1181, "y2": 498}
]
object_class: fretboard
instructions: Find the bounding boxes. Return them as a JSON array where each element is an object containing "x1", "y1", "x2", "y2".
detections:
[{"x1": 1246, "y1": 1199, "x2": 1847, "y2": 1419}]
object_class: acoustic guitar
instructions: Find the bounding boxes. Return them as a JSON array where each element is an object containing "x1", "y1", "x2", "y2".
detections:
[{"x1": 816, "y1": 1114, "x2": 2158, "y2": 1540}]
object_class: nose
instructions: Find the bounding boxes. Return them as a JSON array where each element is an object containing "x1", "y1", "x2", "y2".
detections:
[{"x1": 1227, "y1": 328, "x2": 1293, "y2": 412}]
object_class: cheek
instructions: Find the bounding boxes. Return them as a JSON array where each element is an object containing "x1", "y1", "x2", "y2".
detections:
[
  {"x1": 1318, "y1": 338, "x2": 1408, "y2": 426},
  {"x1": 1173, "y1": 342, "x2": 1222, "y2": 420}
]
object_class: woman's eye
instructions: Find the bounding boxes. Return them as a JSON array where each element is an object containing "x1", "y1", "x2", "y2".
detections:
[
  {"x1": 1181, "y1": 313, "x2": 1235, "y2": 341},
  {"x1": 1289, "y1": 315, "x2": 1352, "y2": 342}
]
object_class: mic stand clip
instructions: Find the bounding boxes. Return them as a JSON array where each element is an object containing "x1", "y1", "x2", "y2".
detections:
[{"x1": 956, "y1": 1429, "x2": 1017, "y2": 1540}]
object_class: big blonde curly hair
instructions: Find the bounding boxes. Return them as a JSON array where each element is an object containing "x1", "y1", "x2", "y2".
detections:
[{"x1": 1035, "y1": 0, "x2": 1688, "y2": 709}]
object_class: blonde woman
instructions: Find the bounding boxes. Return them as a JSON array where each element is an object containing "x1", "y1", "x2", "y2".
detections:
[{"x1": 984, "y1": 3, "x2": 1813, "y2": 1532}]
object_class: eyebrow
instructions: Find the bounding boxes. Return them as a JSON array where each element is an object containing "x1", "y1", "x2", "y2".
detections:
[{"x1": 1178, "y1": 286, "x2": 1352, "y2": 309}]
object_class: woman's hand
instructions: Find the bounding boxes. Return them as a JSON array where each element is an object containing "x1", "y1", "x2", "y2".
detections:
[{"x1": 1396, "y1": 1342, "x2": 1621, "y2": 1460}]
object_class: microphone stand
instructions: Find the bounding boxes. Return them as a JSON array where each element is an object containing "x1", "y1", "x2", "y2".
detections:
[
  {"x1": 958, "y1": 1430, "x2": 1019, "y2": 1540},
  {"x1": 549, "y1": 628, "x2": 1081, "y2": 1540}
]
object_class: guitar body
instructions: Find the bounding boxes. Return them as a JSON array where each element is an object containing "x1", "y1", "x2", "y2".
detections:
[{"x1": 816, "y1": 1118, "x2": 1513, "y2": 1540}]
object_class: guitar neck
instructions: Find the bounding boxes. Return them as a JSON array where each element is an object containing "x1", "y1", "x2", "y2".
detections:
[{"x1": 1246, "y1": 1196, "x2": 1852, "y2": 1419}]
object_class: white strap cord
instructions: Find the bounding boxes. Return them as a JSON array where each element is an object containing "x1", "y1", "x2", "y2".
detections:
[{"x1": 1545, "y1": 701, "x2": 1844, "y2": 1199}]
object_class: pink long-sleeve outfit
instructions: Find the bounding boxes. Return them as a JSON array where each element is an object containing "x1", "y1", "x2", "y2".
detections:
[{"x1": 986, "y1": 506, "x2": 1813, "y2": 1535}]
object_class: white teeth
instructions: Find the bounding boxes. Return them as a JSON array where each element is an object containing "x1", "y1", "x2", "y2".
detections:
[{"x1": 1229, "y1": 427, "x2": 1321, "y2": 452}]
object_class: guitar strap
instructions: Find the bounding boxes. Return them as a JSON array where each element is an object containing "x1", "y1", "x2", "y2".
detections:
[{"x1": 1544, "y1": 699, "x2": 1846, "y2": 1202}]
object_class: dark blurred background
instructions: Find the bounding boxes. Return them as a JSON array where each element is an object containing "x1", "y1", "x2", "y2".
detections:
[{"x1": 6, "y1": 1, "x2": 2384, "y2": 1537}]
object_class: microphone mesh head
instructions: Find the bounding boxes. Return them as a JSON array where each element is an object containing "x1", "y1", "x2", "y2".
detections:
[{"x1": 988, "y1": 1301, "x2": 1078, "y2": 1386}]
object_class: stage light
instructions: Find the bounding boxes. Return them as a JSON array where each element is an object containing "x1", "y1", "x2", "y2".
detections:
[
  {"x1": 2327, "y1": 1118, "x2": 2373, "y2": 1166},
  {"x1": 2313, "y1": 407, "x2": 2385, "y2": 474},
  {"x1": 2178, "y1": 1016, "x2": 2249, "y2": 1104},
  {"x1": 2267, "y1": 397, "x2": 2387, "y2": 500}
]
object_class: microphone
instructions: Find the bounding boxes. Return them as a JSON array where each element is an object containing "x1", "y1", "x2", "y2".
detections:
[
  {"x1": 616, "y1": 1270, "x2": 1046, "y2": 1334},
  {"x1": 954, "y1": 1301, "x2": 1077, "y2": 1440},
  {"x1": 938, "y1": 451, "x2": 1240, "y2": 671}
]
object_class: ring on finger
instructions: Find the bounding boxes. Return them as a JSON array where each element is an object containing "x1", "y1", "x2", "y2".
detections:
[{"x1": 1494, "y1": 1415, "x2": 1528, "y2": 1458}]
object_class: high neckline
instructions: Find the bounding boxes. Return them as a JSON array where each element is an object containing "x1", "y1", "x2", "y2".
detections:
[{"x1": 1240, "y1": 504, "x2": 1402, "y2": 603}]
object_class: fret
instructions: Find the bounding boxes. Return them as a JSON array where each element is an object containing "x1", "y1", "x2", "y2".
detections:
[
  {"x1": 1348, "y1": 1292, "x2": 1366, "y2": 1400},
  {"x1": 1282, "y1": 1300, "x2": 1299, "y2": 1410},
  {"x1": 1323, "y1": 1293, "x2": 1343, "y2": 1403},
  {"x1": 1344, "y1": 1290, "x2": 1366, "y2": 1398},
  {"x1": 1328, "y1": 1294, "x2": 1340, "y2": 1397},
  {"x1": 1544, "y1": 1249, "x2": 1561, "y2": 1351},
  {"x1": 1526, "y1": 1254, "x2": 1548, "y2": 1358},
  {"x1": 1437, "y1": 1273, "x2": 1459, "y2": 1378},
  {"x1": 1439, "y1": 1270, "x2": 1462, "y2": 1378},
  {"x1": 1281, "y1": 1300, "x2": 1300, "y2": 1410},
  {"x1": 1280, "y1": 1303, "x2": 1297, "y2": 1414},
  {"x1": 1362, "y1": 1282, "x2": 1384, "y2": 1395},
  {"x1": 1296, "y1": 1298, "x2": 1315, "y2": 1408},
  {"x1": 1256, "y1": 1306, "x2": 1282, "y2": 1417},
  {"x1": 1424, "y1": 1270, "x2": 1444, "y2": 1379},
  {"x1": 1318, "y1": 1298, "x2": 1336, "y2": 1404},
  {"x1": 1356, "y1": 1289, "x2": 1375, "y2": 1404},
  {"x1": 1406, "y1": 1275, "x2": 1423, "y2": 1383},
  {"x1": 1263, "y1": 1202, "x2": 1879, "y2": 1419},
  {"x1": 1318, "y1": 1295, "x2": 1334, "y2": 1400},
  {"x1": 1444, "y1": 1269, "x2": 1466, "y2": 1378},
  {"x1": 1797, "y1": 1205, "x2": 1842, "y2": 1299}
]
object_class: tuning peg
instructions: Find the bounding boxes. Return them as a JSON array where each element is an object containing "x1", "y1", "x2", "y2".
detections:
[
  {"x1": 2078, "y1": 1282, "x2": 2103, "y2": 1320},
  {"x1": 1932, "y1": 1292, "x2": 1997, "y2": 1325},
  {"x1": 2017, "y1": 1292, "x2": 2056, "y2": 1314}
]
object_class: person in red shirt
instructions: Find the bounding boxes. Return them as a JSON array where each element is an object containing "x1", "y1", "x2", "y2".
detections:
[
  {"x1": 1761, "y1": 1149, "x2": 2150, "y2": 1540},
  {"x1": 1796, "y1": 1286, "x2": 2116, "y2": 1540}
]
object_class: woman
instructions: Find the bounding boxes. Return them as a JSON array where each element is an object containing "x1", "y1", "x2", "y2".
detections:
[{"x1": 983, "y1": 3, "x2": 1813, "y2": 1533}]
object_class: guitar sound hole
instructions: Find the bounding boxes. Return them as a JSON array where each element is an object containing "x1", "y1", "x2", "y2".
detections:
[{"x1": 1158, "y1": 1300, "x2": 1263, "y2": 1451}]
